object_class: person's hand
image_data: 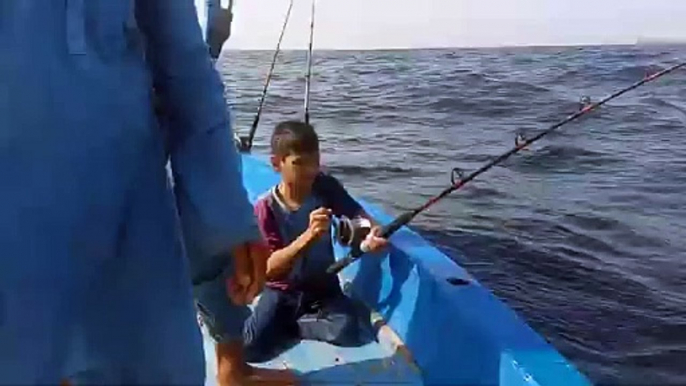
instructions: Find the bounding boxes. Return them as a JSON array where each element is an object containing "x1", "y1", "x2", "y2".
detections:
[
  {"x1": 245, "y1": 239, "x2": 269, "y2": 303},
  {"x1": 226, "y1": 260, "x2": 251, "y2": 306},
  {"x1": 363, "y1": 225, "x2": 389, "y2": 253},
  {"x1": 226, "y1": 240, "x2": 269, "y2": 305},
  {"x1": 207, "y1": 6, "x2": 232, "y2": 59},
  {"x1": 307, "y1": 207, "x2": 332, "y2": 240}
]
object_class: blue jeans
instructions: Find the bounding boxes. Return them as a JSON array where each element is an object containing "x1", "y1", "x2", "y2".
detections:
[{"x1": 243, "y1": 285, "x2": 374, "y2": 363}]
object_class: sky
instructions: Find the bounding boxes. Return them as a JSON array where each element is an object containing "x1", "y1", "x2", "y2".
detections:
[{"x1": 225, "y1": 0, "x2": 686, "y2": 50}]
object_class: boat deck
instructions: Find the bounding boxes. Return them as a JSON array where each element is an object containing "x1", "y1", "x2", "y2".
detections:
[{"x1": 202, "y1": 307, "x2": 424, "y2": 385}]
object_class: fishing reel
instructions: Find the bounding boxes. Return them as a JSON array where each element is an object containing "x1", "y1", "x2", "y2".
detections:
[
  {"x1": 234, "y1": 134, "x2": 252, "y2": 153},
  {"x1": 333, "y1": 215, "x2": 372, "y2": 250}
]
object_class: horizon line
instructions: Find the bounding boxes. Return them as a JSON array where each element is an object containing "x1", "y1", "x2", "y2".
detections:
[{"x1": 226, "y1": 41, "x2": 686, "y2": 52}]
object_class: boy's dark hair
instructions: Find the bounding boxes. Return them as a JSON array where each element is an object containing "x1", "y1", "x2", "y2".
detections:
[{"x1": 270, "y1": 120, "x2": 319, "y2": 157}]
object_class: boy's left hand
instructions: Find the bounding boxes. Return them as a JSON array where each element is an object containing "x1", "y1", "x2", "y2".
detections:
[{"x1": 364, "y1": 226, "x2": 389, "y2": 253}]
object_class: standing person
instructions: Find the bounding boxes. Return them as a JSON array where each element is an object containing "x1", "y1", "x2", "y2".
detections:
[{"x1": 0, "y1": 1, "x2": 285, "y2": 384}]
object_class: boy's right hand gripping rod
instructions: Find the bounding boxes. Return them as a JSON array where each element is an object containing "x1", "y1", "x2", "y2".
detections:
[
  {"x1": 326, "y1": 211, "x2": 416, "y2": 274},
  {"x1": 325, "y1": 60, "x2": 686, "y2": 276}
]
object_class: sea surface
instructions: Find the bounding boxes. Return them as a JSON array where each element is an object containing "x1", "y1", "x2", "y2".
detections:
[{"x1": 216, "y1": 45, "x2": 686, "y2": 385}]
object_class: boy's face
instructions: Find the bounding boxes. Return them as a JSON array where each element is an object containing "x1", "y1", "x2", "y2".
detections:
[{"x1": 272, "y1": 150, "x2": 321, "y2": 189}]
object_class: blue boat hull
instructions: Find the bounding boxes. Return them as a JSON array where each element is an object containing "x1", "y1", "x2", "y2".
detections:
[{"x1": 202, "y1": 154, "x2": 593, "y2": 386}]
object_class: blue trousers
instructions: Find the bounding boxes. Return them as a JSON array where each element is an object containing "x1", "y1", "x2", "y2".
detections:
[{"x1": 243, "y1": 285, "x2": 374, "y2": 363}]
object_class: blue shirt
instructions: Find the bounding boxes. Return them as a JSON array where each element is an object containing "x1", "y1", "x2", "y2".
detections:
[
  {"x1": 254, "y1": 173, "x2": 363, "y2": 290},
  {"x1": 0, "y1": 1, "x2": 257, "y2": 382}
]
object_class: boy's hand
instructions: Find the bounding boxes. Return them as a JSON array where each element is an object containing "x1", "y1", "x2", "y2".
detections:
[
  {"x1": 307, "y1": 207, "x2": 332, "y2": 240},
  {"x1": 244, "y1": 240, "x2": 269, "y2": 303},
  {"x1": 364, "y1": 226, "x2": 389, "y2": 253},
  {"x1": 226, "y1": 240, "x2": 269, "y2": 305}
]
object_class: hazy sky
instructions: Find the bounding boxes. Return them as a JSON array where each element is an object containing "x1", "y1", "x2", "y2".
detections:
[{"x1": 225, "y1": 0, "x2": 684, "y2": 49}]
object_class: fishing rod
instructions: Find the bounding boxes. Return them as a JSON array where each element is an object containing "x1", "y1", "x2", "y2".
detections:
[
  {"x1": 303, "y1": 0, "x2": 316, "y2": 125},
  {"x1": 326, "y1": 60, "x2": 686, "y2": 275},
  {"x1": 238, "y1": 0, "x2": 294, "y2": 152}
]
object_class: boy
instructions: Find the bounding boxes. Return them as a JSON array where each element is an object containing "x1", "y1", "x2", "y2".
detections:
[{"x1": 244, "y1": 120, "x2": 388, "y2": 362}]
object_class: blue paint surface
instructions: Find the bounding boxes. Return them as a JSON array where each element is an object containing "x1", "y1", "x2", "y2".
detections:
[{"x1": 202, "y1": 154, "x2": 593, "y2": 385}]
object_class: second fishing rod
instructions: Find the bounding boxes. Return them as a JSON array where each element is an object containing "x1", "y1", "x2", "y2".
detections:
[
  {"x1": 326, "y1": 60, "x2": 686, "y2": 275},
  {"x1": 238, "y1": 0, "x2": 294, "y2": 152}
]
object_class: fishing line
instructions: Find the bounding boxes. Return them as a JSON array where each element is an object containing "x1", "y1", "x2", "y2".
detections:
[
  {"x1": 303, "y1": 0, "x2": 316, "y2": 125},
  {"x1": 326, "y1": 60, "x2": 686, "y2": 275},
  {"x1": 237, "y1": 0, "x2": 294, "y2": 152}
]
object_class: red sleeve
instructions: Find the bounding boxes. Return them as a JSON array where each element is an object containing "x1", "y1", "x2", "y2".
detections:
[{"x1": 254, "y1": 197, "x2": 285, "y2": 253}]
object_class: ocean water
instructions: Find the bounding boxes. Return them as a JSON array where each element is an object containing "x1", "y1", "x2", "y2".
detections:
[{"x1": 216, "y1": 45, "x2": 686, "y2": 385}]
